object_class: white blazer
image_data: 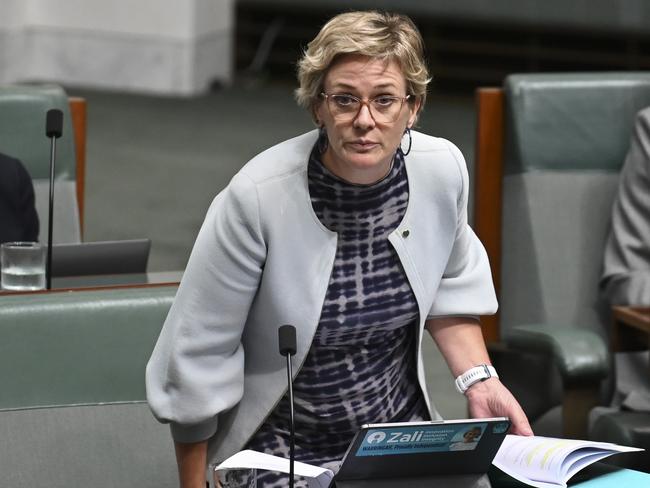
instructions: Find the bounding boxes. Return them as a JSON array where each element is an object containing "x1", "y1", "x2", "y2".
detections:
[{"x1": 145, "y1": 129, "x2": 498, "y2": 466}]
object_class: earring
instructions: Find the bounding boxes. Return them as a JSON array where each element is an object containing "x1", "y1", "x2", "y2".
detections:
[
  {"x1": 401, "y1": 127, "x2": 412, "y2": 156},
  {"x1": 318, "y1": 126, "x2": 329, "y2": 153}
]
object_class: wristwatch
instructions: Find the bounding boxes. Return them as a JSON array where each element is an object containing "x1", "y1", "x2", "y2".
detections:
[{"x1": 454, "y1": 364, "x2": 498, "y2": 394}]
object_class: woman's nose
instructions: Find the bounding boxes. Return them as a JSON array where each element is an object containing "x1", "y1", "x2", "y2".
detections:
[{"x1": 354, "y1": 103, "x2": 375, "y2": 129}]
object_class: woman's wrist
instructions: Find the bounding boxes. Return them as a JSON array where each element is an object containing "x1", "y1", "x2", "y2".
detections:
[
  {"x1": 464, "y1": 376, "x2": 500, "y2": 400},
  {"x1": 175, "y1": 440, "x2": 208, "y2": 488}
]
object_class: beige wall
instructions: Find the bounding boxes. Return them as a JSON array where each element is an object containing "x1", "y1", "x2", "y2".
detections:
[{"x1": 0, "y1": 0, "x2": 234, "y2": 95}]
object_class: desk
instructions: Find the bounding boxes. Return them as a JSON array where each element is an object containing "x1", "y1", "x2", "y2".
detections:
[
  {"x1": 489, "y1": 463, "x2": 650, "y2": 487},
  {"x1": 0, "y1": 270, "x2": 183, "y2": 295}
]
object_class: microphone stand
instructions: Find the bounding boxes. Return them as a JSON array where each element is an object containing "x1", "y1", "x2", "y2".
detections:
[
  {"x1": 45, "y1": 109, "x2": 63, "y2": 290},
  {"x1": 278, "y1": 325, "x2": 297, "y2": 488},
  {"x1": 286, "y1": 348, "x2": 295, "y2": 488}
]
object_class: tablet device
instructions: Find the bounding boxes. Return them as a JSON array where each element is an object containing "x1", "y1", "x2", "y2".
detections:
[
  {"x1": 51, "y1": 239, "x2": 151, "y2": 277},
  {"x1": 335, "y1": 417, "x2": 511, "y2": 483}
]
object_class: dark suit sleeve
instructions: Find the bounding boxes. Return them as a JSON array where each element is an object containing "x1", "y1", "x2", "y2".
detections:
[
  {"x1": 0, "y1": 154, "x2": 40, "y2": 243},
  {"x1": 14, "y1": 159, "x2": 40, "y2": 242}
]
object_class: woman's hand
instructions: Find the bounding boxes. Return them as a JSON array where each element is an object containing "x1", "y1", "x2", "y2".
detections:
[{"x1": 465, "y1": 377, "x2": 534, "y2": 436}]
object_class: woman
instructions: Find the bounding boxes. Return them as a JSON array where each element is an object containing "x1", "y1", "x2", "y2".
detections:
[{"x1": 146, "y1": 11, "x2": 532, "y2": 488}]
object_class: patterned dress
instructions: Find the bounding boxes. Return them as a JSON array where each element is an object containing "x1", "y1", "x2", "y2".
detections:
[{"x1": 243, "y1": 143, "x2": 429, "y2": 487}]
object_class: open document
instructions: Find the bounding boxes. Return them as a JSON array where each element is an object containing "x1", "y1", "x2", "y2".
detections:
[
  {"x1": 214, "y1": 450, "x2": 334, "y2": 488},
  {"x1": 492, "y1": 435, "x2": 643, "y2": 488}
]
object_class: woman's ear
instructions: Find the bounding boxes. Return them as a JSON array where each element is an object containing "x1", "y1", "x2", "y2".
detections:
[
  {"x1": 314, "y1": 103, "x2": 326, "y2": 127},
  {"x1": 407, "y1": 97, "x2": 422, "y2": 128}
]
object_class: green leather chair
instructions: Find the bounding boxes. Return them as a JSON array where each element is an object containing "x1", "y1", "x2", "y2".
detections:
[
  {"x1": 0, "y1": 84, "x2": 85, "y2": 243},
  {"x1": 474, "y1": 73, "x2": 650, "y2": 449},
  {"x1": 0, "y1": 285, "x2": 178, "y2": 488}
]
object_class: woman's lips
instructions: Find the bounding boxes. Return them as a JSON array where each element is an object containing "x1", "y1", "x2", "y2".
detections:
[{"x1": 348, "y1": 141, "x2": 379, "y2": 151}]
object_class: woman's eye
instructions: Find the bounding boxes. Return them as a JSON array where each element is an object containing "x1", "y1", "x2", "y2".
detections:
[
  {"x1": 374, "y1": 97, "x2": 396, "y2": 107},
  {"x1": 334, "y1": 95, "x2": 356, "y2": 106}
]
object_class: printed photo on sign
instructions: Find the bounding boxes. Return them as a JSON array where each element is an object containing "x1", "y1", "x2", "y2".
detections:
[{"x1": 448, "y1": 425, "x2": 484, "y2": 451}]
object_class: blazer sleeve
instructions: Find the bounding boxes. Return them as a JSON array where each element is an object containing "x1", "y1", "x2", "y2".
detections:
[
  {"x1": 601, "y1": 108, "x2": 650, "y2": 305},
  {"x1": 146, "y1": 172, "x2": 266, "y2": 443},
  {"x1": 427, "y1": 142, "x2": 498, "y2": 318}
]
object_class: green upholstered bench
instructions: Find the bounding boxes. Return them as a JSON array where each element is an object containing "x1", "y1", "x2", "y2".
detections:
[{"x1": 0, "y1": 285, "x2": 178, "y2": 488}]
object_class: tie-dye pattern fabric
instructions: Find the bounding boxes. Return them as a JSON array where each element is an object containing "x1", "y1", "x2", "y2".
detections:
[{"x1": 244, "y1": 144, "x2": 428, "y2": 487}]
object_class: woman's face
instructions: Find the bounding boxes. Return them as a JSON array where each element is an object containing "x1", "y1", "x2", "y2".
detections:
[
  {"x1": 315, "y1": 54, "x2": 421, "y2": 185},
  {"x1": 463, "y1": 428, "x2": 481, "y2": 442}
]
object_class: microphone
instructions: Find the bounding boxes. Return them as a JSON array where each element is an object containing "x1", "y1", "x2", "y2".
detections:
[
  {"x1": 45, "y1": 109, "x2": 63, "y2": 290},
  {"x1": 46, "y1": 109, "x2": 63, "y2": 138},
  {"x1": 278, "y1": 324, "x2": 297, "y2": 488}
]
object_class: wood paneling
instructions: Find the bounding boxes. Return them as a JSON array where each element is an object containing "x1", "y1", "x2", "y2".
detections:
[
  {"x1": 69, "y1": 97, "x2": 86, "y2": 235},
  {"x1": 474, "y1": 88, "x2": 504, "y2": 343}
]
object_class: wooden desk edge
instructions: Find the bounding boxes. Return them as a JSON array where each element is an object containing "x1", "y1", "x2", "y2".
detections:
[{"x1": 0, "y1": 281, "x2": 179, "y2": 297}]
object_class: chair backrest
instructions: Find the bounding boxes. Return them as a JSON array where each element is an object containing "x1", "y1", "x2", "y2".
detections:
[
  {"x1": 0, "y1": 285, "x2": 178, "y2": 488},
  {"x1": 0, "y1": 84, "x2": 86, "y2": 243},
  {"x1": 475, "y1": 73, "x2": 650, "y2": 342}
]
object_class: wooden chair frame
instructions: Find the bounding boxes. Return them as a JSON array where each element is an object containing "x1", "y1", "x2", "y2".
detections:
[
  {"x1": 474, "y1": 88, "x2": 504, "y2": 344},
  {"x1": 69, "y1": 97, "x2": 87, "y2": 235}
]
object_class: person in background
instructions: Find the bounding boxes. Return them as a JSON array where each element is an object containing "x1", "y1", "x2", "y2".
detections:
[
  {"x1": 601, "y1": 107, "x2": 650, "y2": 306},
  {"x1": 146, "y1": 11, "x2": 532, "y2": 488},
  {"x1": 0, "y1": 152, "x2": 39, "y2": 244},
  {"x1": 600, "y1": 106, "x2": 650, "y2": 412}
]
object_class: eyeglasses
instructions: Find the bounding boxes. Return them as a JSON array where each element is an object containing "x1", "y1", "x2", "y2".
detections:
[{"x1": 320, "y1": 93, "x2": 411, "y2": 123}]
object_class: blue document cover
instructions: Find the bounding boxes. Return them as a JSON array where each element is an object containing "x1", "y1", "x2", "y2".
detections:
[{"x1": 573, "y1": 468, "x2": 650, "y2": 487}]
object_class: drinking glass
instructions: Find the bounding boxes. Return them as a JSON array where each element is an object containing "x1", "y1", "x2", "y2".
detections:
[{"x1": 1, "y1": 242, "x2": 46, "y2": 291}]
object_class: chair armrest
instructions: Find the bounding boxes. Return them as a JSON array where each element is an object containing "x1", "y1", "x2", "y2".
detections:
[{"x1": 504, "y1": 324, "x2": 609, "y2": 384}]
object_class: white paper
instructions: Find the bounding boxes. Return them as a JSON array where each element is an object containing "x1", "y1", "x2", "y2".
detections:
[
  {"x1": 492, "y1": 435, "x2": 643, "y2": 488},
  {"x1": 215, "y1": 450, "x2": 334, "y2": 488}
]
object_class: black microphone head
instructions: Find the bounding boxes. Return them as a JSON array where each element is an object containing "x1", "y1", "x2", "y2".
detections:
[
  {"x1": 278, "y1": 324, "x2": 297, "y2": 356},
  {"x1": 46, "y1": 109, "x2": 63, "y2": 138}
]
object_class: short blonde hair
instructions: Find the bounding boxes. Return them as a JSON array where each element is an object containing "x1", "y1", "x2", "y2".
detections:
[{"x1": 296, "y1": 11, "x2": 431, "y2": 121}]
